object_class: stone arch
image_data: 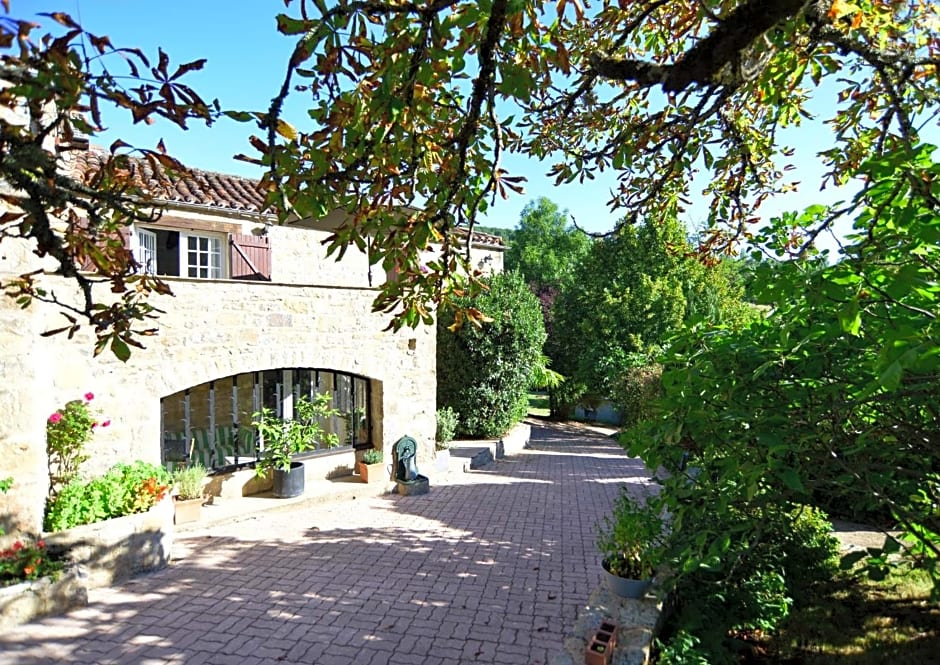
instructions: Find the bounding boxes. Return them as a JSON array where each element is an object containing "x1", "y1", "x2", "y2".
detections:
[{"x1": 159, "y1": 366, "x2": 380, "y2": 472}]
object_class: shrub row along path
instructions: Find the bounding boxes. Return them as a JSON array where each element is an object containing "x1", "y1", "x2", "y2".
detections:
[{"x1": 0, "y1": 420, "x2": 656, "y2": 665}]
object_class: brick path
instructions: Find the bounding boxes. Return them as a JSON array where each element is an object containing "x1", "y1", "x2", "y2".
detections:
[{"x1": 0, "y1": 421, "x2": 656, "y2": 665}]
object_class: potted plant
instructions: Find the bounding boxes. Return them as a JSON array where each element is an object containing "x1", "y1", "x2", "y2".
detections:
[
  {"x1": 434, "y1": 407, "x2": 458, "y2": 473},
  {"x1": 357, "y1": 448, "x2": 384, "y2": 484},
  {"x1": 172, "y1": 463, "x2": 207, "y2": 524},
  {"x1": 596, "y1": 490, "x2": 664, "y2": 598},
  {"x1": 252, "y1": 392, "x2": 339, "y2": 498}
]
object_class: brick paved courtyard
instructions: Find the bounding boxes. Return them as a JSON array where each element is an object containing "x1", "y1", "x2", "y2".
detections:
[{"x1": 0, "y1": 421, "x2": 655, "y2": 665}]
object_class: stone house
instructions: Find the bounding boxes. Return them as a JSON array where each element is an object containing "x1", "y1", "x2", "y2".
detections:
[{"x1": 0, "y1": 147, "x2": 504, "y2": 533}]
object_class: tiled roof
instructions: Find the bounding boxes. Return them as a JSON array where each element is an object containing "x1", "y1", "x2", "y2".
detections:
[
  {"x1": 62, "y1": 146, "x2": 504, "y2": 247},
  {"x1": 62, "y1": 146, "x2": 270, "y2": 214}
]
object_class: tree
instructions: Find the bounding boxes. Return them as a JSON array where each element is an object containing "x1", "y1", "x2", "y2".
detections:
[
  {"x1": 0, "y1": 11, "x2": 217, "y2": 359},
  {"x1": 6, "y1": 2, "x2": 938, "y2": 351},
  {"x1": 504, "y1": 197, "x2": 589, "y2": 292},
  {"x1": 628, "y1": 146, "x2": 940, "y2": 607},
  {"x1": 248, "y1": 0, "x2": 938, "y2": 327},
  {"x1": 437, "y1": 271, "x2": 546, "y2": 437},
  {"x1": 548, "y1": 213, "x2": 752, "y2": 415}
]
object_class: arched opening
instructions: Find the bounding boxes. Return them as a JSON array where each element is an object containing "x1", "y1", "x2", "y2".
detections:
[{"x1": 160, "y1": 368, "x2": 374, "y2": 472}]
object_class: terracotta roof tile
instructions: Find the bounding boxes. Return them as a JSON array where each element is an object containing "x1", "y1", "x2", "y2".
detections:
[
  {"x1": 61, "y1": 146, "x2": 505, "y2": 247},
  {"x1": 62, "y1": 146, "x2": 270, "y2": 214}
]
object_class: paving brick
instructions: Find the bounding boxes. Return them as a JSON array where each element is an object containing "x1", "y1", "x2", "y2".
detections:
[{"x1": 0, "y1": 422, "x2": 650, "y2": 665}]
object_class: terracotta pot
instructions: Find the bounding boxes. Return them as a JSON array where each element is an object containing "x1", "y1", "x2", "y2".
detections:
[
  {"x1": 357, "y1": 461, "x2": 385, "y2": 484},
  {"x1": 173, "y1": 496, "x2": 203, "y2": 524}
]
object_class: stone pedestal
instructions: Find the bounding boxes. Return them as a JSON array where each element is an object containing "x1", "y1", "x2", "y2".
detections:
[{"x1": 396, "y1": 475, "x2": 429, "y2": 496}]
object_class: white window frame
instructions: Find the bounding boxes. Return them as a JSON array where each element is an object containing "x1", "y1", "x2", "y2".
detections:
[
  {"x1": 134, "y1": 226, "x2": 227, "y2": 279},
  {"x1": 136, "y1": 228, "x2": 157, "y2": 274},
  {"x1": 184, "y1": 233, "x2": 224, "y2": 279}
]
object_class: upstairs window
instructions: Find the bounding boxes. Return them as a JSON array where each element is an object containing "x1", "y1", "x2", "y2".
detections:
[
  {"x1": 186, "y1": 235, "x2": 223, "y2": 278},
  {"x1": 134, "y1": 226, "x2": 271, "y2": 281}
]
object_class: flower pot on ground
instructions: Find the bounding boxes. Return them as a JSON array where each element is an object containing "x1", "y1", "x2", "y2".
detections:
[
  {"x1": 252, "y1": 392, "x2": 340, "y2": 498},
  {"x1": 357, "y1": 448, "x2": 384, "y2": 484},
  {"x1": 597, "y1": 489, "x2": 664, "y2": 598},
  {"x1": 434, "y1": 407, "x2": 458, "y2": 473},
  {"x1": 172, "y1": 463, "x2": 207, "y2": 524},
  {"x1": 272, "y1": 462, "x2": 305, "y2": 498}
]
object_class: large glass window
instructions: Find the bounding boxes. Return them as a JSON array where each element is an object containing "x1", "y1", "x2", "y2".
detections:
[{"x1": 161, "y1": 368, "x2": 374, "y2": 471}]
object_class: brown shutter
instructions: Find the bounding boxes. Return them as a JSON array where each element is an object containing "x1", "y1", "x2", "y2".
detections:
[
  {"x1": 76, "y1": 219, "x2": 131, "y2": 272},
  {"x1": 229, "y1": 233, "x2": 271, "y2": 281}
]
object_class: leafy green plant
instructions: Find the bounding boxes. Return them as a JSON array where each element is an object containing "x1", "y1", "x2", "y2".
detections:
[
  {"x1": 0, "y1": 539, "x2": 63, "y2": 587},
  {"x1": 43, "y1": 461, "x2": 171, "y2": 532},
  {"x1": 597, "y1": 490, "x2": 664, "y2": 580},
  {"x1": 46, "y1": 393, "x2": 109, "y2": 498},
  {"x1": 252, "y1": 392, "x2": 340, "y2": 476},
  {"x1": 361, "y1": 448, "x2": 382, "y2": 465},
  {"x1": 173, "y1": 464, "x2": 207, "y2": 501},
  {"x1": 435, "y1": 407, "x2": 458, "y2": 450},
  {"x1": 437, "y1": 271, "x2": 546, "y2": 438}
]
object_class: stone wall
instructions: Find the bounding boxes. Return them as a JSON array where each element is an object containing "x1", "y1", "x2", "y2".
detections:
[{"x1": 0, "y1": 218, "x2": 439, "y2": 534}]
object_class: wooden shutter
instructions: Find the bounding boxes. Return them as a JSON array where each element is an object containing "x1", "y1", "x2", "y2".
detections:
[
  {"x1": 77, "y1": 220, "x2": 133, "y2": 272},
  {"x1": 229, "y1": 233, "x2": 271, "y2": 281}
]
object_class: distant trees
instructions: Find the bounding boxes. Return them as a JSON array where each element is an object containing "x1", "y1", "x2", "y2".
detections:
[
  {"x1": 504, "y1": 197, "x2": 590, "y2": 292},
  {"x1": 547, "y1": 214, "x2": 754, "y2": 418}
]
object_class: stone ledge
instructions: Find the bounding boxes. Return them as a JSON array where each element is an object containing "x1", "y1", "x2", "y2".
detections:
[
  {"x1": 449, "y1": 421, "x2": 532, "y2": 472},
  {"x1": 555, "y1": 584, "x2": 665, "y2": 665},
  {"x1": 0, "y1": 568, "x2": 88, "y2": 633},
  {"x1": 43, "y1": 496, "x2": 174, "y2": 590}
]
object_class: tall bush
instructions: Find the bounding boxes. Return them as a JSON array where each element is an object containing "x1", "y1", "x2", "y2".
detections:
[{"x1": 437, "y1": 271, "x2": 546, "y2": 438}]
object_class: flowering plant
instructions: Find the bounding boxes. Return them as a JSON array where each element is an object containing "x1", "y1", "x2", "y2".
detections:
[
  {"x1": 0, "y1": 539, "x2": 63, "y2": 587},
  {"x1": 47, "y1": 393, "x2": 109, "y2": 497}
]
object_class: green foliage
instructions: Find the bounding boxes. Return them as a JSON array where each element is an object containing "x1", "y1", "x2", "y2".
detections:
[
  {"x1": 0, "y1": 12, "x2": 216, "y2": 357},
  {"x1": 596, "y1": 490, "x2": 664, "y2": 579},
  {"x1": 253, "y1": 392, "x2": 340, "y2": 475},
  {"x1": 173, "y1": 464, "x2": 207, "y2": 501},
  {"x1": 0, "y1": 477, "x2": 12, "y2": 494},
  {"x1": 608, "y1": 360, "x2": 663, "y2": 430},
  {"x1": 43, "y1": 461, "x2": 171, "y2": 532},
  {"x1": 0, "y1": 539, "x2": 64, "y2": 587},
  {"x1": 631, "y1": 143, "x2": 940, "y2": 657},
  {"x1": 437, "y1": 271, "x2": 546, "y2": 438},
  {"x1": 435, "y1": 407, "x2": 459, "y2": 450},
  {"x1": 655, "y1": 502, "x2": 840, "y2": 663},
  {"x1": 361, "y1": 448, "x2": 382, "y2": 465},
  {"x1": 46, "y1": 394, "x2": 104, "y2": 498},
  {"x1": 549, "y1": 215, "x2": 754, "y2": 416},
  {"x1": 504, "y1": 197, "x2": 590, "y2": 291}
]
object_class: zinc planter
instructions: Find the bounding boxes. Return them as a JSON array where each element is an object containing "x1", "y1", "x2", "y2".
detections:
[
  {"x1": 273, "y1": 462, "x2": 305, "y2": 498},
  {"x1": 602, "y1": 559, "x2": 653, "y2": 599},
  {"x1": 433, "y1": 449, "x2": 450, "y2": 473}
]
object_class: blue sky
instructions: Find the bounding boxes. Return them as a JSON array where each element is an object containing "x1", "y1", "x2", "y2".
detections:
[{"x1": 25, "y1": 1, "x2": 871, "y2": 245}]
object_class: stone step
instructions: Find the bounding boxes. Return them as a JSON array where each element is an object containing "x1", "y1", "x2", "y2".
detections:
[{"x1": 449, "y1": 446, "x2": 494, "y2": 471}]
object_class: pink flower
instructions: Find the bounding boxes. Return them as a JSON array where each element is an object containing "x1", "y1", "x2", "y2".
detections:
[
  {"x1": 101, "y1": 420, "x2": 111, "y2": 428},
  {"x1": 84, "y1": 392, "x2": 94, "y2": 401},
  {"x1": 48, "y1": 412, "x2": 62, "y2": 424}
]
